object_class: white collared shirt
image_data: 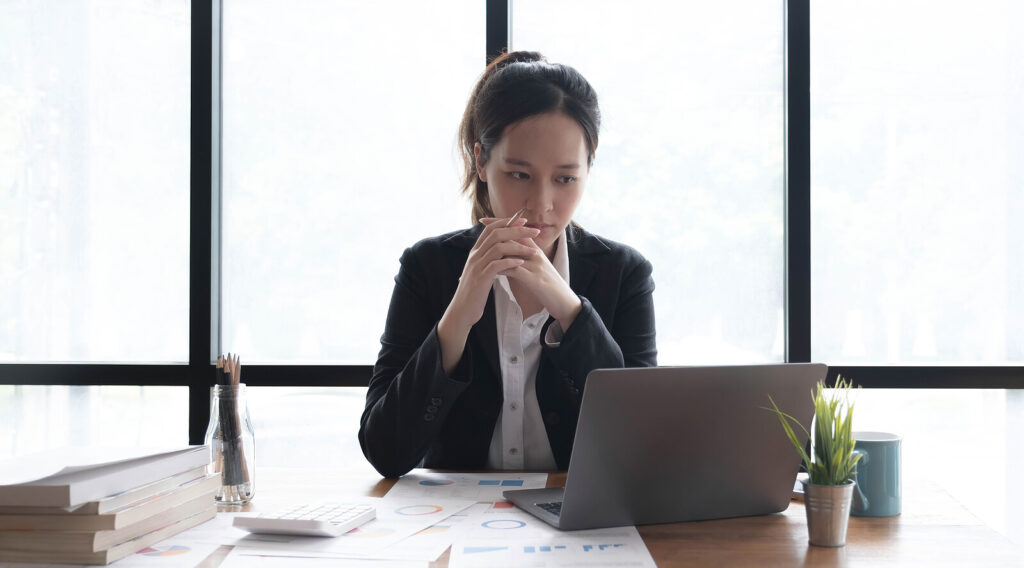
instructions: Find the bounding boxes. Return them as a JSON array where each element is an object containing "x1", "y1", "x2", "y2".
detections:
[{"x1": 486, "y1": 230, "x2": 570, "y2": 470}]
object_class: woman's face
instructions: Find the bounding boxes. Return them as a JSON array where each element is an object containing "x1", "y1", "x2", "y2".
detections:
[{"x1": 476, "y1": 111, "x2": 589, "y2": 258}]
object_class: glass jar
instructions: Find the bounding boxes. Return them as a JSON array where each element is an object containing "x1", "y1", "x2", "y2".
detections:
[{"x1": 204, "y1": 384, "x2": 255, "y2": 504}]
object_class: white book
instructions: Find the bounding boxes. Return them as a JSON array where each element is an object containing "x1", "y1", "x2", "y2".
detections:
[
  {"x1": 0, "y1": 446, "x2": 210, "y2": 508},
  {"x1": 0, "y1": 491, "x2": 218, "y2": 553},
  {"x1": 0, "y1": 474, "x2": 220, "y2": 531},
  {"x1": 0, "y1": 506, "x2": 217, "y2": 565},
  {"x1": 0, "y1": 465, "x2": 208, "y2": 516}
]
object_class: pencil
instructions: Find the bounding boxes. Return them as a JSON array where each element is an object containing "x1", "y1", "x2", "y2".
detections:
[{"x1": 505, "y1": 206, "x2": 527, "y2": 227}]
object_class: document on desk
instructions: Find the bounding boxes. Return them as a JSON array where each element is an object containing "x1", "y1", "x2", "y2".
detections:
[
  {"x1": 385, "y1": 471, "x2": 548, "y2": 502},
  {"x1": 220, "y1": 548, "x2": 427, "y2": 568},
  {"x1": 163, "y1": 511, "x2": 251, "y2": 547},
  {"x1": 449, "y1": 502, "x2": 656, "y2": 568},
  {"x1": 233, "y1": 496, "x2": 475, "y2": 559},
  {"x1": 354, "y1": 501, "x2": 494, "y2": 562}
]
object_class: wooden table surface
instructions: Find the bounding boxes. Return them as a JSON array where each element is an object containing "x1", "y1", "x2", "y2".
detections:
[{"x1": 200, "y1": 468, "x2": 1024, "y2": 567}]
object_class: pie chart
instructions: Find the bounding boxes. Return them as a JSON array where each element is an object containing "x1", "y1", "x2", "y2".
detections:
[
  {"x1": 395, "y1": 504, "x2": 443, "y2": 515},
  {"x1": 137, "y1": 545, "x2": 190, "y2": 557}
]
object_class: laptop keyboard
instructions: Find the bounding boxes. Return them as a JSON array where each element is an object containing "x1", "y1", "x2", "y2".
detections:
[{"x1": 537, "y1": 501, "x2": 562, "y2": 517}]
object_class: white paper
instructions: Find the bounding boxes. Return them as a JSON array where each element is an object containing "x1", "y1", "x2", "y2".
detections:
[
  {"x1": 234, "y1": 496, "x2": 475, "y2": 558},
  {"x1": 0, "y1": 447, "x2": 203, "y2": 486},
  {"x1": 220, "y1": 548, "x2": 427, "y2": 568},
  {"x1": 450, "y1": 502, "x2": 656, "y2": 568},
  {"x1": 358, "y1": 501, "x2": 493, "y2": 561},
  {"x1": 385, "y1": 472, "x2": 548, "y2": 502},
  {"x1": 160, "y1": 511, "x2": 253, "y2": 547},
  {"x1": 109, "y1": 541, "x2": 222, "y2": 568},
  {"x1": 0, "y1": 540, "x2": 220, "y2": 568},
  {"x1": 458, "y1": 501, "x2": 566, "y2": 539},
  {"x1": 111, "y1": 512, "x2": 233, "y2": 567}
]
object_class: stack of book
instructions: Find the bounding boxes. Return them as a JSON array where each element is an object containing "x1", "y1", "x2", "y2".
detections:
[{"x1": 0, "y1": 446, "x2": 216, "y2": 565}]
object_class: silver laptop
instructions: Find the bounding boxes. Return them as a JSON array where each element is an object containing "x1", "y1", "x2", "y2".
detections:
[{"x1": 503, "y1": 363, "x2": 827, "y2": 530}]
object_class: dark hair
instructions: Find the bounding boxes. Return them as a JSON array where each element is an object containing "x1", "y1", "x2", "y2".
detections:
[{"x1": 458, "y1": 51, "x2": 601, "y2": 223}]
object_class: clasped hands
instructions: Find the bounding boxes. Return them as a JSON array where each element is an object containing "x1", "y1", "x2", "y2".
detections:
[{"x1": 438, "y1": 214, "x2": 582, "y2": 375}]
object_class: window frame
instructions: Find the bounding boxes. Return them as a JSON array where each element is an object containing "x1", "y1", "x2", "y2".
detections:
[{"x1": 3, "y1": 0, "x2": 1021, "y2": 446}]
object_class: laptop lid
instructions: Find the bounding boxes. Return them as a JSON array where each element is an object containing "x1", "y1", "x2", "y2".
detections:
[{"x1": 552, "y1": 363, "x2": 826, "y2": 529}]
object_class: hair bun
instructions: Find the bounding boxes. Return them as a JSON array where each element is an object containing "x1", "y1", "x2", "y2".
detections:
[{"x1": 491, "y1": 50, "x2": 546, "y2": 68}]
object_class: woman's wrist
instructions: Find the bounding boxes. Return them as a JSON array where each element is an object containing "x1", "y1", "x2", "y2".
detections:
[
  {"x1": 551, "y1": 292, "x2": 583, "y2": 331},
  {"x1": 438, "y1": 310, "x2": 471, "y2": 342},
  {"x1": 438, "y1": 306, "x2": 473, "y2": 375},
  {"x1": 440, "y1": 297, "x2": 476, "y2": 338}
]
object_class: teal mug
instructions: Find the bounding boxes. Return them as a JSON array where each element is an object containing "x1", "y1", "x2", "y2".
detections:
[{"x1": 851, "y1": 431, "x2": 902, "y2": 517}]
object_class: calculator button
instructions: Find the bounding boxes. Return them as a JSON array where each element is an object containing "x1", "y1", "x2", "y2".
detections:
[{"x1": 233, "y1": 503, "x2": 377, "y2": 537}]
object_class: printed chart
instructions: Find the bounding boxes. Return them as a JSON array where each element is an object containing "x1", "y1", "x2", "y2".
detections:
[
  {"x1": 451, "y1": 531, "x2": 655, "y2": 568},
  {"x1": 386, "y1": 472, "x2": 547, "y2": 502},
  {"x1": 137, "y1": 545, "x2": 191, "y2": 557},
  {"x1": 232, "y1": 496, "x2": 475, "y2": 561},
  {"x1": 102, "y1": 540, "x2": 220, "y2": 568},
  {"x1": 450, "y1": 503, "x2": 656, "y2": 568},
  {"x1": 219, "y1": 549, "x2": 427, "y2": 568}
]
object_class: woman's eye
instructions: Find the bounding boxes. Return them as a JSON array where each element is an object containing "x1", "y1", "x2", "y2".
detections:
[
  {"x1": 508, "y1": 171, "x2": 530, "y2": 180},
  {"x1": 557, "y1": 176, "x2": 578, "y2": 184}
]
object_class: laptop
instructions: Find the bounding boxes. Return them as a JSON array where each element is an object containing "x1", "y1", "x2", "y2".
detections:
[{"x1": 503, "y1": 363, "x2": 827, "y2": 530}]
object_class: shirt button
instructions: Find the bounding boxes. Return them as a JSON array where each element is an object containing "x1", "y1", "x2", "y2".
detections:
[
  {"x1": 510, "y1": 355, "x2": 518, "y2": 364},
  {"x1": 527, "y1": 322, "x2": 536, "y2": 329},
  {"x1": 510, "y1": 402, "x2": 519, "y2": 411},
  {"x1": 509, "y1": 448, "x2": 519, "y2": 456}
]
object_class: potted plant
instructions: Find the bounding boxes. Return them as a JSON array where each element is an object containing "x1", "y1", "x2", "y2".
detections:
[{"x1": 766, "y1": 376, "x2": 861, "y2": 547}]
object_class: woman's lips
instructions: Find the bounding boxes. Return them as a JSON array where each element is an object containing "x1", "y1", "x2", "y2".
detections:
[{"x1": 526, "y1": 223, "x2": 553, "y2": 230}]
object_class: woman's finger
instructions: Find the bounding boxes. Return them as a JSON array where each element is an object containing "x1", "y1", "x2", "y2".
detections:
[
  {"x1": 514, "y1": 235, "x2": 543, "y2": 249},
  {"x1": 473, "y1": 223, "x2": 539, "y2": 251},
  {"x1": 465, "y1": 238, "x2": 534, "y2": 278},
  {"x1": 497, "y1": 264, "x2": 526, "y2": 277},
  {"x1": 485, "y1": 257, "x2": 525, "y2": 277},
  {"x1": 483, "y1": 240, "x2": 537, "y2": 260},
  {"x1": 479, "y1": 214, "x2": 529, "y2": 227}
]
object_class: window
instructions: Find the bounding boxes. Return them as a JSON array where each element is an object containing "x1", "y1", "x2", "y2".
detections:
[
  {"x1": 3, "y1": 2, "x2": 1021, "y2": 452},
  {"x1": 810, "y1": 0, "x2": 1024, "y2": 364},
  {"x1": 0, "y1": 385, "x2": 187, "y2": 458},
  {"x1": 0, "y1": 1, "x2": 190, "y2": 363},
  {"x1": 513, "y1": 0, "x2": 786, "y2": 364},
  {"x1": 221, "y1": 1, "x2": 483, "y2": 363},
  {"x1": 246, "y1": 387, "x2": 366, "y2": 468}
]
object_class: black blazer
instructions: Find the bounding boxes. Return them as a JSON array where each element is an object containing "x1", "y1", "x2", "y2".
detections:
[{"x1": 358, "y1": 224, "x2": 657, "y2": 478}]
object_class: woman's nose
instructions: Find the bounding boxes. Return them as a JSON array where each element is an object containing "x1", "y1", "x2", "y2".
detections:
[{"x1": 525, "y1": 182, "x2": 555, "y2": 213}]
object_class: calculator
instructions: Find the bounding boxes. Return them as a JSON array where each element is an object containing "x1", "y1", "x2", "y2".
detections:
[{"x1": 233, "y1": 503, "x2": 376, "y2": 537}]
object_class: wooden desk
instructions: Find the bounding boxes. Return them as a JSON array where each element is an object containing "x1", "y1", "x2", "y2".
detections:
[{"x1": 201, "y1": 468, "x2": 1024, "y2": 567}]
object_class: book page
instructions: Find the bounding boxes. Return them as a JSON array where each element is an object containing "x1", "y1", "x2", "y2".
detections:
[{"x1": 0, "y1": 447, "x2": 201, "y2": 486}]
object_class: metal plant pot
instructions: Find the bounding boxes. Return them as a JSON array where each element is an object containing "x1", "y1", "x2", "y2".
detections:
[{"x1": 802, "y1": 479, "x2": 855, "y2": 547}]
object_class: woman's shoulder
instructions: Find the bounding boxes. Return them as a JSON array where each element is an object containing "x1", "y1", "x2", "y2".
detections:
[{"x1": 568, "y1": 225, "x2": 651, "y2": 269}]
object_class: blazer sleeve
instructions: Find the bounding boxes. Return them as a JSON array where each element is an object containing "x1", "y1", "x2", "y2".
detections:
[
  {"x1": 540, "y1": 254, "x2": 657, "y2": 392},
  {"x1": 358, "y1": 245, "x2": 474, "y2": 478}
]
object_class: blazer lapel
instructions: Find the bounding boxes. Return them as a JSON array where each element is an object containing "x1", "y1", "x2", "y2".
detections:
[
  {"x1": 567, "y1": 225, "x2": 608, "y2": 297},
  {"x1": 569, "y1": 252, "x2": 599, "y2": 298}
]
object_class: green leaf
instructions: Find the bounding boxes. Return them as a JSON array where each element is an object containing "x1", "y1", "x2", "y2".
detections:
[
  {"x1": 763, "y1": 375, "x2": 861, "y2": 485},
  {"x1": 761, "y1": 396, "x2": 812, "y2": 470}
]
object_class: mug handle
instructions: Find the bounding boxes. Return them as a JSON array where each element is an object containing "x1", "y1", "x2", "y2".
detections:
[{"x1": 852, "y1": 448, "x2": 869, "y2": 510}]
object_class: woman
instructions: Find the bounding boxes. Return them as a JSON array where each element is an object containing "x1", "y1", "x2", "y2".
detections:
[{"x1": 359, "y1": 51, "x2": 657, "y2": 478}]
